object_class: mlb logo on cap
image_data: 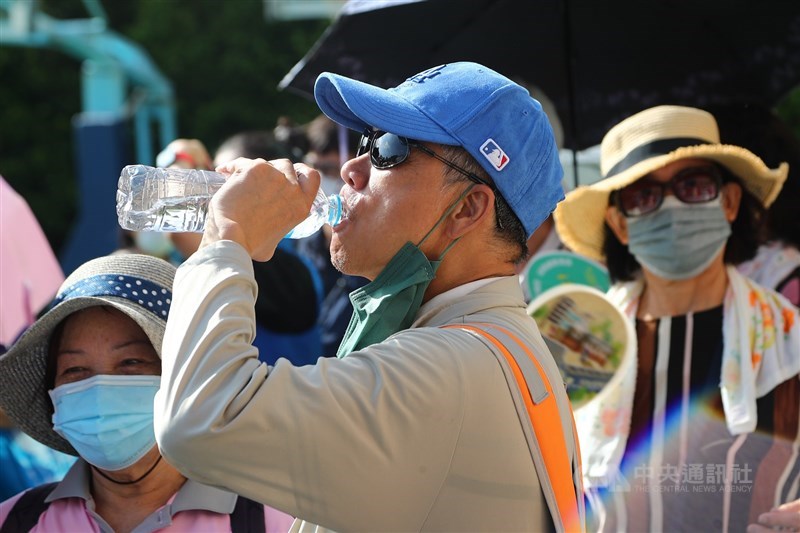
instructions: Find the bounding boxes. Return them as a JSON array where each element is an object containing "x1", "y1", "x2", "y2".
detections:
[
  {"x1": 480, "y1": 139, "x2": 510, "y2": 171},
  {"x1": 314, "y1": 61, "x2": 565, "y2": 238}
]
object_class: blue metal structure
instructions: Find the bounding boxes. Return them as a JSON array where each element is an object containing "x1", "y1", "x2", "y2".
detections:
[{"x1": 0, "y1": 0, "x2": 176, "y2": 272}]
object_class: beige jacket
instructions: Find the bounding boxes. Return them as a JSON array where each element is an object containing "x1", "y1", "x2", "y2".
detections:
[{"x1": 155, "y1": 241, "x2": 578, "y2": 532}]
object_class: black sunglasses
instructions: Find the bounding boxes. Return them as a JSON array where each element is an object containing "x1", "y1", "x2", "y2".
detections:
[
  {"x1": 613, "y1": 165, "x2": 723, "y2": 217},
  {"x1": 357, "y1": 129, "x2": 494, "y2": 189}
]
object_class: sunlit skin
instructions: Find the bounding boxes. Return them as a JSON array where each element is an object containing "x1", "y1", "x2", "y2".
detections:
[
  {"x1": 604, "y1": 158, "x2": 742, "y2": 319},
  {"x1": 329, "y1": 144, "x2": 476, "y2": 280},
  {"x1": 54, "y1": 308, "x2": 161, "y2": 387},
  {"x1": 53, "y1": 306, "x2": 185, "y2": 533},
  {"x1": 208, "y1": 144, "x2": 519, "y2": 303}
]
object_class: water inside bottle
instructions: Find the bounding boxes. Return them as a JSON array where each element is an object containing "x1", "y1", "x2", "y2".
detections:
[
  {"x1": 284, "y1": 192, "x2": 344, "y2": 239},
  {"x1": 149, "y1": 194, "x2": 211, "y2": 232},
  {"x1": 117, "y1": 163, "x2": 349, "y2": 235}
]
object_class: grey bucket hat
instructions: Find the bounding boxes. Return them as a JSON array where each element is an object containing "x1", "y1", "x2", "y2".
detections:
[{"x1": 0, "y1": 253, "x2": 176, "y2": 455}]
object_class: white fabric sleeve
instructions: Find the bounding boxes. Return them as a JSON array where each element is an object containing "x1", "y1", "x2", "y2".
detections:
[{"x1": 153, "y1": 241, "x2": 467, "y2": 531}]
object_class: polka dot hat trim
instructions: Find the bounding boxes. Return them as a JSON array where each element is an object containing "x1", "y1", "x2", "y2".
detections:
[{"x1": 53, "y1": 274, "x2": 172, "y2": 319}]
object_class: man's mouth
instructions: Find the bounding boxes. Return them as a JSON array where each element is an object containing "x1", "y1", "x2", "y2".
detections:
[{"x1": 340, "y1": 194, "x2": 357, "y2": 221}]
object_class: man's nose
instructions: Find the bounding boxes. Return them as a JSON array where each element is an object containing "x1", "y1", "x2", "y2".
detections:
[{"x1": 340, "y1": 152, "x2": 370, "y2": 190}]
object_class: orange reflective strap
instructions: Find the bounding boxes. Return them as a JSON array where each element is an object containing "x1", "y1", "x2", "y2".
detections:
[{"x1": 443, "y1": 324, "x2": 584, "y2": 533}]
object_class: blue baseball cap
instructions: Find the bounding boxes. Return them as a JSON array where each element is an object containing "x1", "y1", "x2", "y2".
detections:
[{"x1": 314, "y1": 62, "x2": 564, "y2": 238}]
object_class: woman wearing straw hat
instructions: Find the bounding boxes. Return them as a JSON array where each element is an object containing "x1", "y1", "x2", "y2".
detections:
[
  {"x1": 553, "y1": 105, "x2": 800, "y2": 532},
  {"x1": 0, "y1": 254, "x2": 294, "y2": 532}
]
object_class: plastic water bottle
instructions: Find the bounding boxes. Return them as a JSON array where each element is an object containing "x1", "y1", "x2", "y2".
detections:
[{"x1": 116, "y1": 164, "x2": 343, "y2": 238}]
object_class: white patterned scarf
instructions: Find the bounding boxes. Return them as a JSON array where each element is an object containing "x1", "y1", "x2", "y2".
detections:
[{"x1": 577, "y1": 266, "x2": 800, "y2": 487}]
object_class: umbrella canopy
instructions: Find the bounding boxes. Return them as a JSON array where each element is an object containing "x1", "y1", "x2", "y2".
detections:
[
  {"x1": 0, "y1": 176, "x2": 64, "y2": 347},
  {"x1": 280, "y1": 0, "x2": 800, "y2": 150}
]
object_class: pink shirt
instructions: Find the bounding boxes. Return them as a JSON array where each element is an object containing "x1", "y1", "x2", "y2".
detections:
[{"x1": 0, "y1": 460, "x2": 295, "y2": 532}]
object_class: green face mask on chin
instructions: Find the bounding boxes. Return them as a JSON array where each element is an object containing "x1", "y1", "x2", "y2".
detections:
[
  {"x1": 336, "y1": 242, "x2": 441, "y2": 357},
  {"x1": 335, "y1": 184, "x2": 474, "y2": 358}
]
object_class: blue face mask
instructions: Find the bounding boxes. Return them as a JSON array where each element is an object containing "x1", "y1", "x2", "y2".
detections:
[
  {"x1": 49, "y1": 374, "x2": 160, "y2": 471},
  {"x1": 133, "y1": 231, "x2": 175, "y2": 258},
  {"x1": 626, "y1": 196, "x2": 732, "y2": 280}
]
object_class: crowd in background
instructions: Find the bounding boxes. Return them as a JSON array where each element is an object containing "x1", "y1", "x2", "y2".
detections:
[{"x1": 0, "y1": 67, "x2": 798, "y2": 532}]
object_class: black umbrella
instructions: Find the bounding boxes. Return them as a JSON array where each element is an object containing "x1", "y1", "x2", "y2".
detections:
[{"x1": 280, "y1": 0, "x2": 800, "y2": 151}]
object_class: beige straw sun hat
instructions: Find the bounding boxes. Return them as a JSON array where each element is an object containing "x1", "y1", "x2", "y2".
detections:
[
  {"x1": 0, "y1": 253, "x2": 176, "y2": 455},
  {"x1": 553, "y1": 105, "x2": 788, "y2": 261}
]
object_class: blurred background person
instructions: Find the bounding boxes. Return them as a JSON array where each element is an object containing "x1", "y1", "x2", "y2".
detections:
[
  {"x1": 0, "y1": 253, "x2": 293, "y2": 531},
  {"x1": 115, "y1": 229, "x2": 185, "y2": 266},
  {"x1": 0, "y1": 175, "x2": 75, "y2": 501},
  {"x1": 113, "y1": 138, "x2": 213, "y2": 266},
  {"x1": 303, "y1": 113, "x2": 357, "y2": 198},
  {"x1": 554, "y1": 105, "x2": 799, "y2": 532},
  {"x1": 273, "y1": 115, "x2": 310, "y2": 163},
  {"x1": 705, "y1": 102, "x2": 800, "y2": 307}
]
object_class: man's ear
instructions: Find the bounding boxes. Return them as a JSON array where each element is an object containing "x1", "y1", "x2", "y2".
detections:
[
  {"x1": 721, "y1": 181, "x2": 742, "y2": 223},
  {"x1": 605, "y1": 204, "x2": 629, "y2": 245},
  {"x1": 448, "y1": 185, "x2": 493, "y2": 238}
]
